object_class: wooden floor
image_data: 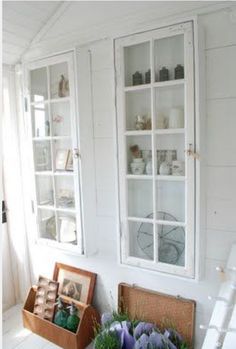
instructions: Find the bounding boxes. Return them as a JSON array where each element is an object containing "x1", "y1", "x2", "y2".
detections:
[{"x1": 2, "y1": 304, "x2": 93, "y2": 349}]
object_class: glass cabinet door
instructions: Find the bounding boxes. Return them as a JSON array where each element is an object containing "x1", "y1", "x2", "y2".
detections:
[
  {"x1": 26, "y1": 52, "x2": 83, "y2": 252},
  {"x1": 116, "y1": 22, "x2": 195, "y2": 277}
]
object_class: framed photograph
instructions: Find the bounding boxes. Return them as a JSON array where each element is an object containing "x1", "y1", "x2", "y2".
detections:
[
  {"x1": 53, "y1": 263, "x2": 96, "y2": 304},
  {"x1": 55, "y1": 149, "x2": 69, "y2": 170},
  {"x1": 66, "y1": 150, "x2": 73, "y2": 171}
]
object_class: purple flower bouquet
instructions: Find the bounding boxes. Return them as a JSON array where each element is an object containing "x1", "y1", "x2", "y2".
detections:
[{"x1": 93, "y1": 312, "x2": 189, "y2": 349}]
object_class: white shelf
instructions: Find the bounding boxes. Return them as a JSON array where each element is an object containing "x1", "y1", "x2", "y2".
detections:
[
  {"x1": 54, "y1": 171, "x2": 74, "y2": 176},
  {"x1": 50, "y1": 96, "x2": 71, "y2": 103},
  {"x1": 156, "y1": 175, "x2": 186, "y2": 181},
  {"x1": 124, "y1": 79, "x2": 185, "y2": 93},
  {"x1": 33, "y1": 137, "x2": 51, "y2": 141},
  {"x1": 124, "y1": 83, "x2": 151, "y2": 92},
  {"x1": 30, "y1": 96, "x2": 71, "y2": 106},
  {"x1": 127, "y1": 174, "x2": 185, "y2": 181},
  {"x1": 37, "y1": 205, "x2": 76, "y2": 213},
  {"x1": 125, "y1": 130, "x2": 152, "y2": 136},
  {"x1": 155, "y1": 128, "x2": 185, "y2": 135},
  {"x1": 35, "y1": 171, "x2": 73, "y2": 176},
  {"x1": 126, "y1": 174, "x2": 152, "y2": 180},
  {"x1": 153, "y1": 79, "x2": 185, "y2": 88},
  {"x1": 127, "y1": 216, "x2": 186, "y2": 227}
]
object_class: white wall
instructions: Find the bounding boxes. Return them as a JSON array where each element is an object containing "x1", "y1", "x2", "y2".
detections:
[{"x1": 22, "y1": 6, "x2": 236, "y2": 349}]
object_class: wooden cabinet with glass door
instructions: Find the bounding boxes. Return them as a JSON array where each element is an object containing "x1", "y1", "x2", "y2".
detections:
[
  {"x1": 115, "y1": 22, "x2": 195, "y2": 277},
  {"x1": 26, "y1": 51, "x2": 83, "y2": 253}
]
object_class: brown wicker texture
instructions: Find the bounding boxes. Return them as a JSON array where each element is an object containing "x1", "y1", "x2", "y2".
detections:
[{"x1": 118, "y1": 283, "x2": 196, "y2": 348}]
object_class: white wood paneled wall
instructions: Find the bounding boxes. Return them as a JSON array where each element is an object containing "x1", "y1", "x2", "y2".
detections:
[{"x1": 15, "y1": 6, "x2": 236, "y2": 349}]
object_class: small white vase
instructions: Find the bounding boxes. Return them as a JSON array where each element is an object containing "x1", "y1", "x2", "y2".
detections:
[
  {"x1": 130, "y1": 159, "x2": 145, "y2": 175},
  {"x1": 159, "y1": 161, "x2": 171, "y2": 175}
]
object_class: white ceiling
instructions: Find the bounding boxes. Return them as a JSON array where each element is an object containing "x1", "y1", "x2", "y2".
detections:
[
  {"x1": 3, "y1": 1, "x2": 225, "y2": 65},
  {"x1": 3, "y1": 1, "x2": 62, "y2": 64}
]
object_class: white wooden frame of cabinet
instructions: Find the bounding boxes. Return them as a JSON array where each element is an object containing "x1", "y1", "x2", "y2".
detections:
[
  {"x1": 24, "y1": 51, "x2": 84, "y2": 254},
  {"x1": 115, "y1": 21, "x2": 196, "y2": 278}
]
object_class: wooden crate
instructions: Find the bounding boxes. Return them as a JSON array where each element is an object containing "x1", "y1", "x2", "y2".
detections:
[
  {"x1": 118, "y1": 283, "x2": 196, "y2": 348},
  {"x1": 22, "y1": 264, "x2": 100, "y2": 349}
]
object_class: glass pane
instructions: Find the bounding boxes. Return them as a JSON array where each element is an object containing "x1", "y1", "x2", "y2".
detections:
[
  {"x1": 156, "y1": 135, "x2": 185, "y2": 175},
  {"x1": 50, "y1": 62, "x2": 69, "y2": 99},
  {"x1": 128, "y1": 179, "x2": 153, "y2": 218},
  {"x1": 30, "y1": 67, "x2": 48, "y2": 102},
  {"x1": 156, "y1": 183, "x2": 185, "y2": 222},
  {"x1": 125, "y1": 90, "x2": 151, "y2": 131},
  {"x1": 154, "y1": 34, "x2": 184, "y2": 82},
  {"x1": 124, "y1": 42, "x2": 150, "y2": 87},
  {"x1": 38, "y1": 209, "x2": 57, "y2": 240},
  {"x1": 155, "y1": 85, "x2": 184, "y2": 129},
  {"x1": 36, "y1": 176, "x2": 54, "y2": 206},
  {"x1": 55, "y1": 176, "x2": 75, "y2": 209},
  {"x1": 51, "y1": 101, "x2": 71, "y2": 137},
  {"x1": 34, "y1": 141, "x2": 52, "y2": 171},
  {"x1": 127, "y1": 135, "x2": 152, "y2": 175},
  {"x1": 157, "y1": 224, "x2": 185, "y2": 266},
  {"x1": 58, "y1": 213, "x2": 77, "y2": 244},
  {"x1": 53, "y1": 139, "x2": 73, "y2": 172},
  {"x1": 129, "y1": 221, "x2": 153, "y2": 260},
  {"x1": 31, "y1": 104, "x2": 50, "y2": 137}
]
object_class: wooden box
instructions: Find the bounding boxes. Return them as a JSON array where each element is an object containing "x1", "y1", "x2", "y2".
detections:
[
  {"x1": 118, "y1": 283, "x2": 196, "y2": 348},
  {"x1": 22, "y1": 263, "x2": 100, "y2": 349}
]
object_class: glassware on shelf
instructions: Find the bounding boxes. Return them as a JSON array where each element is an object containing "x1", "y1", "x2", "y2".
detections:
[
  {"x1": 145, "y1": 151, "x2": 152, "y2": 175},
  {"x1": 132, "y1": 71, "x2": 143, "y2": 85},
  {"x1": 175, "y1": 64, "x2": 184, "y2": 79},
  {"x1": 172, "y1": 161, "x2": 185, "y2": 176},
  {"x1": 159, "y1": 67, "x2": 169, "y2": 81},
  {"x1": 145, "y1": 69, "x2": 151, "y2": 84},
  {"x1": 135, "y1": 115, "x2": 146, "y2": 130},
  {"x1": 130, "y1": 158, "x2": 145, "y2": 175},
  {"x1": 159, "y1": 161, "x2": 171, "y2": 175},
  {"x1": 34, "y1": 142, "x2": 51, "y2": 171}
]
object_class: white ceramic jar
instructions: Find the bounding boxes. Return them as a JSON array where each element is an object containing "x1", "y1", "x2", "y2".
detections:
[
  {"x1": 130, "y1": 158, "x2": 145, "y2": 175},
  {"x1": 172, "y1": 161, "x2": 185, "y2": 176}
]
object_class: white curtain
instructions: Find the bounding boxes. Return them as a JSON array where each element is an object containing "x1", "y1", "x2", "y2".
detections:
[{"x1": 2, "y1": 65, "x2": 32, "y2": 305}]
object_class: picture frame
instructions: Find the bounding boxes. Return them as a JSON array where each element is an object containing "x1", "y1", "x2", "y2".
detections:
[
  {"x1": 65, "y1": 150, "x2": 73, "y2": 171},
  {"x1": 55, "y1": 149, "x2": 69, "y2": 170},
  {"x1": 53, "y1": 263, "x2": 96, "y2": 304}
]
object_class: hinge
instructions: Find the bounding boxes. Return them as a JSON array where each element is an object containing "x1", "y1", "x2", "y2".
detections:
[{"x1": 24, "y1": 97, "x2": 28, "y2": 112}]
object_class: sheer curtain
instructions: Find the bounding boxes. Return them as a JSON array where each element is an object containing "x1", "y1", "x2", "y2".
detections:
[{"x1": 2, "y1": 65, "x2": 31, "y2": 305}]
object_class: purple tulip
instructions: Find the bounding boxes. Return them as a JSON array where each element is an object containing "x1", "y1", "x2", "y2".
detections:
[
  {"x1": 101, "y1": 312, "x2": 113, "y2": 327},
  {"x1": 134, "y1": 322, "x2": 156, "y2": 340},
  {"x1": 134, "y1": 333, "x2": 150, "y2": 349},
  {"x1": 164, "y1": 328, "x2": 183, "y2": 347},
  {"x1": 110, "y1": 321, "x2": 135, "y2": 349}
]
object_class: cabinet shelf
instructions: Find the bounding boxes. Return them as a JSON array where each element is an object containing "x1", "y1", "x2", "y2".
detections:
[
  {"x1": 124, "y1": 83, "x2": 151, "y2": 92},
  {"x1": 126, "y1": 174, "x2": 152, "y2": 180},
  {"x1": 37, "y1": 205, "x2": 76, "y2": 213},
  {"x1": 126, "y1": 175, "x2": 185, "y2": 181},
  {"x1": 33, "y1": 136, "x2": 71, "y2": 141},
  {"x1": 153, "y1": 79, "x2": 185, "y2": 89},
  {"x1": 155, "y1": 128, "x2": 185, "y2": 135},
  {"x1": 30, "y1": 97, "x2": 71, "y2": 106},
  {"x1": 35, "y1": 171, "x2": 74, "y2": 176},
  {"x1": 125, "y1": 130, "x2": 152, "y2": 136},
  {"x1": 128, "y1": 216, "x2": 186, "y2": 227}
]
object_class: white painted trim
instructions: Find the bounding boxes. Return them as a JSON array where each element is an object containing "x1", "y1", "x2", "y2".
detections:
[{"x1": 115, "y1": 20, "x2": 197, "y2": 278}]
